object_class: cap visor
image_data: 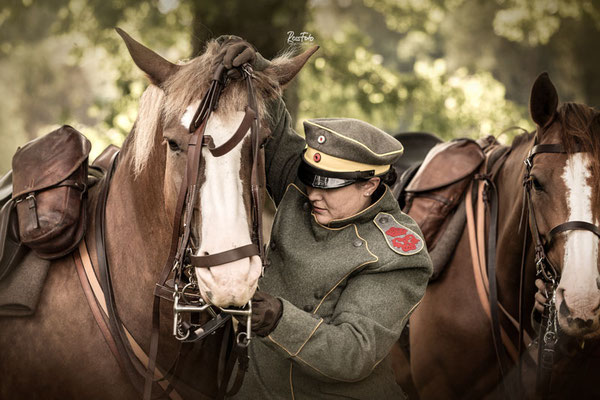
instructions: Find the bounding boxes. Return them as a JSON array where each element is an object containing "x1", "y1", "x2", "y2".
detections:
[{"x1": 297, "y1": 161, "x2": 358, "y2": 189}]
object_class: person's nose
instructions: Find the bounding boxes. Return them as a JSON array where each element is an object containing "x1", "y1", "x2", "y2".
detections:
[{"x1": 307, "y1": 187, "x2": 323, "y2": 202}]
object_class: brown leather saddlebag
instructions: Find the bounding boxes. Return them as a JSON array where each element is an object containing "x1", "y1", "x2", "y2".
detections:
[
  {"x1": 11, "y1": 125, "x2": 91, "y2": 259},
  {"x1": 403, "y1": 138, "x2": 484, "y2": 250}
]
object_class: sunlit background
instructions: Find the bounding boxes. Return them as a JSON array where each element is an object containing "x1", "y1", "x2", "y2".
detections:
[{"x1": 1, "y1": 0, "x2": 598, "y2": 174}]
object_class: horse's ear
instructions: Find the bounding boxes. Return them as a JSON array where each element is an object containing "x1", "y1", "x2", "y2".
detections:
[
  {"x1": 530, "y1": 72, "x2": 559, "y2": 129},
  {"x1": 116, "y1": 28, "x2": 180, "y2": 86},
  {"x1": 267, "y1": 45, "x2": 319, "y2": 88}
]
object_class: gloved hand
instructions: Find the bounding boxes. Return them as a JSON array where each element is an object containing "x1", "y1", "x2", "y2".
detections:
[
  {"x1": 239, "y1": 290, "x2": 283, "y2": 337},
  {"x1": 214, "y1": 35, "x2": 270, "y2": 78}
]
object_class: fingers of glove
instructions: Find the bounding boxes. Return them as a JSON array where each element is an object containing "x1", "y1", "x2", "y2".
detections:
[
  {"x1": 223, "y1": 43, "x2": 251, "y2": 69},
  {"x1": 232, "y1": 47, "x2": 256, "y2": 67},
  {"x1": 535, "y1": 292, "x2": 549, "y2": 311},
  {"x1": 252, "y1": 290, "x2": 269, "y2": 301},
  {"x1": 534, "y1": 279, "x2": 546, "y2": 292}
]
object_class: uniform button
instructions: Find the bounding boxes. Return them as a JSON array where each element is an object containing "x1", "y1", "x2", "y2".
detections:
[
  {"x1": 353, "y1": 239, "x2": 363, "y2": 247},
  {"x1": 303, "y1": 305, "x2": 313, "y2": 312},
  {"x1": 314, "y1": 291, "x2": 322, "y2": 299},
  {"x1": 303, "y1": 202, "x2": 310, "y2": 211},
  {"x1": 270, "y1": 241, "x2": 276, "y2": 250},
  {"x1": 379, "y1": 216, "x2": 389, "y2": 224}
]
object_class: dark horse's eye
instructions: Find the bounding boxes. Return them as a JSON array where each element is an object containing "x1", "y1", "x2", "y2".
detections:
[
  {"x1": 166, "y1": 139, "x2": 181, "y2": 152},
  {"x1": 531, "y1": 176, "x2": 544, "y2": 191}
]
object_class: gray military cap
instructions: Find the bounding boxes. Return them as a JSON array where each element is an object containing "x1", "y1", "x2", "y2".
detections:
[{"x1": 298, "y1": 118, "x2": 404, "y2": 189}]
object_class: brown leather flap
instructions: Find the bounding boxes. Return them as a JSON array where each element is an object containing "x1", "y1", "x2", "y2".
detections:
[
  {"x1": 92, "y1": 144, "x2": 120, "y2": 172},
  {"x1": 405, "y1": 139, "x2": 484, "y2": 192},
  {"x1": 12, "y1": 125, "x2": 91, "y2": 199}
]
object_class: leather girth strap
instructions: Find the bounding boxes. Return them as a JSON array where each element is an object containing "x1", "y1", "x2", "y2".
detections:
[
  {"x1": 465, "y1": 144, "x2": 529, "y2": 399},
  {"x1": 74, "y1": 150, "x2": 184, "y2": 400}
]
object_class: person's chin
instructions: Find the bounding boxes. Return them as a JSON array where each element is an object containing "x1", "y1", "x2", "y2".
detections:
[{"x1": 312, "y1": 209, "x2": 331, "y2": 225}]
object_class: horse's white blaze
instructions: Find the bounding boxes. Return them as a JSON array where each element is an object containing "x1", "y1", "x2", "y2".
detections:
[
  {"x1": 181, "y1": 107, "x2": 261, "y2": 307},
  {"x1": 559, "y1": 153, "x2": 600, "y2": 323}
]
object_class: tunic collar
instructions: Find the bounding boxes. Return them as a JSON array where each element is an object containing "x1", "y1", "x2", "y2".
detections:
[{"x1": 308, "y1": 185, "x2": 400, "y2": 230}]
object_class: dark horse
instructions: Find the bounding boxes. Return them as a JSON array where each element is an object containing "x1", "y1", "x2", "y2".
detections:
[
  {"x1": 407, "y1": 73, "x2": 600, "y2": 399},
  {"x1": 0, "y1": 30, "x2": 316, "y2": 399}
]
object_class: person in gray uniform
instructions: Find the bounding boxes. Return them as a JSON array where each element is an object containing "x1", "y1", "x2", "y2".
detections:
[{"x1": 219, "y1": 39, "x2": 433, "y2": 400}]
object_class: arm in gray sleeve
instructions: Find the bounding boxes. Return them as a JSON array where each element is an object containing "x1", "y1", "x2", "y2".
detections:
[
  {"x1": 262, "y1": 253, "x2": 432, "y2": 382},
  {"x1": 264, "y1": 97, "x2": 306, "y2": 206}
]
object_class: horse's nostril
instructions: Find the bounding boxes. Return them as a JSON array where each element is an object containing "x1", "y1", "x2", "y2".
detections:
[
  {"x1": 570, "y1": 317, "x2": 594, "y2": 329},
  {"x1": 597, "y1": 277, "x2": 600, "y2": 290},
  {"x1": 559, "y1": 299, "x2": 571, "y2": 317}
]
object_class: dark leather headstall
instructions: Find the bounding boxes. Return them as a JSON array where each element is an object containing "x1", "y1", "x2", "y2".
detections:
[
  {"x1": 144, "y1": 62, "x2": 265, "y2": 400},
  {"x1": 522, "y1": 141, "x2": 600, "y2": 283},
  {"x1": 521, "y1": 137, "x2": 600, "y2": 399}
]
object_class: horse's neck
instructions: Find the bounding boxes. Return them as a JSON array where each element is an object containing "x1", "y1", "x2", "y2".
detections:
[
  {"x1": 494, "y1": 138, "x2": 537, "y2": 322},
  {"x1": 103, "y1": 148, "x2": 174, "y2": 350}
]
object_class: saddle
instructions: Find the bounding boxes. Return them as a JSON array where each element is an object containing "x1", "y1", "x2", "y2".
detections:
[{"x1": 399, "y1": 137, "x2": 498, "y2": 280}]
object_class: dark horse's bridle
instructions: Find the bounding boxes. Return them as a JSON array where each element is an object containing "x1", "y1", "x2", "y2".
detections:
[
  {"x1": 521, "y1": 127, "x2": 600, "y2": 398},
  {"x1": 83, "y1": 62, "x2": 266, "y2": 399},
  {"x1": 162, "y1": 61, "x2": 266, "y2": 344},
  {"x1": 144, "y1": 62, "x2": 267, "y2": 399}
]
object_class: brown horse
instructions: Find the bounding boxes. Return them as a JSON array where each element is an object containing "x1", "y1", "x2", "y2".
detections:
[
  {"x1": 0, "y1": 31, "x2": 315, "y2": 399},
  {"x1": 407, "y1": 73, "x2": 600, "y2": 399}
]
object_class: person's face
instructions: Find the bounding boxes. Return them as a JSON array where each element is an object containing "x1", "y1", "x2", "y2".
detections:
[{"x1": 306, "y1": 178, "x2": 380, "y2": 225}]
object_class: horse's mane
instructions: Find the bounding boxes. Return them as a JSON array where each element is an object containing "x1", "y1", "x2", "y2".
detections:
[
  {"x1": 510, "y1": 130, "x2": 535, "y2": 150},
  {"x1": 128, "y1": 40, "x2": 293, "y2": 176}
]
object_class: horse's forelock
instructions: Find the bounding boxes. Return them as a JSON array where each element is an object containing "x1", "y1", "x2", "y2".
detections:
[
  {"x1": 130, "y1": 84, "x2": 165, "y2": 177},
  {"x1": 130, "y1": 40, "x2": 297, "y2": 176}
]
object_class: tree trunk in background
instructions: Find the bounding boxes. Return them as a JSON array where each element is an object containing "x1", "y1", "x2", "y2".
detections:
[{"x1": 190, "y1": 0, "x2": 308, "y2": 120}]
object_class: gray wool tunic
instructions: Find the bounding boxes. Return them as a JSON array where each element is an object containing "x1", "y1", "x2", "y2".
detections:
[{"x1": 231, "y1": 99, "x2": 432, "y2": 400}]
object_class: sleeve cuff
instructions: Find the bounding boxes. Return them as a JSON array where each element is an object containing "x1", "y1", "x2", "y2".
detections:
[{"x1": 265, "y1": 298, "x2": 323, "y2": 356}]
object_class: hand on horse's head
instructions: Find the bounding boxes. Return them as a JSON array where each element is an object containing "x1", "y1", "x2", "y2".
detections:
[
  {"x1": 534, "y1": 278, "x2": 551, "y2": 313},
  {"x1": 214, "y1": 35, "x2": 270, "y2": 78}
]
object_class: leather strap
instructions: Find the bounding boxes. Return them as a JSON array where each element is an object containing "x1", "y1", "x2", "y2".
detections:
[
  {"x1": 146, "y1": 63, "x2": 262, "y2": 400},
  {"x1": 547, "y1": 221, "x2": 600, "y2": 245},
  {"x1": 74, "y1": 247, "x2": 128, "y2": 372},
  {"x1": 189, "y1": 244, "x2": 259, "y2": 268},
  {"x1": 203, "y1": 107, "x2": 256, "y2": 157},
  {"x1": 466, "y1": 145, "x2": 524, "y2": 399}
]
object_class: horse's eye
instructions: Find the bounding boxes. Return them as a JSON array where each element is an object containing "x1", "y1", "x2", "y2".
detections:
[
  {"x1": 166, "y1": 139, "x2": 181, "y2": 152},
  {"x1": 531, "y1": 176, "x2": 544, "y2": 191}
]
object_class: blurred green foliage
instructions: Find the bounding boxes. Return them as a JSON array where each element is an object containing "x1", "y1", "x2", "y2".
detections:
[{"x1": 0, "y1": 0, "x2": 598, "y2": 174}]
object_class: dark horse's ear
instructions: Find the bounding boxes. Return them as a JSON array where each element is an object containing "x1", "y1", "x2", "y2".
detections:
[
  {"x1": 530, "y1": 72, "x2": 559, "y2": 129},
  {"x1": 116, "y1": 28, "x2": 180, "y2": 86},
  {"x1": 266, "y1": 45, "x2": 320, "y2": 88}
]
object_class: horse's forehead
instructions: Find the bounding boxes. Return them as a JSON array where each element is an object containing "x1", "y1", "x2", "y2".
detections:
[
  {"x1": 180, "y1": 103, "x2": 246, "y2": 147},
  {"x1": 562, "y1": 153, "x2": 596, "y2": 220}
]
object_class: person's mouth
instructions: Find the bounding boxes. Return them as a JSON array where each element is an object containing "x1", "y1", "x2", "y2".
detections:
[{"x1": 312, "y1": 205, "x2": 326, "y2": 213}]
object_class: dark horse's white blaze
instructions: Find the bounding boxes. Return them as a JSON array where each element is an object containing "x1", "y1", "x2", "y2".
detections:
[
  {"x1": 558, "y1": 152, "x2": 600, "y2": 338},
  {"x1": 181, "y1": 105, "x2": 261, "y2": 307}
]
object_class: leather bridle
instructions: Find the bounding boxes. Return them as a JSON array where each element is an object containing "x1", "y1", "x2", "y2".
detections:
[
  {"x1": 75, "y1": 62, "x2": 264, "y2": 400},
  {"x1": 145, "y1": 62, "x2": 267, "y2": 399},
  {"x1": 521, "y1": 134, "x2": 600, "y2": 398},
  {"x1": 522, "y1": 141, "x2": 600, "y2": 284}
]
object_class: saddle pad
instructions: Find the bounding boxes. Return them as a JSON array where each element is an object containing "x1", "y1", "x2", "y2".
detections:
[
  {"x1": 0, "y1": 250, "x2": 50, "y2": 316},
  {"x1": 427, "y1": 200, "x2": 466, "y2": 281}
]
